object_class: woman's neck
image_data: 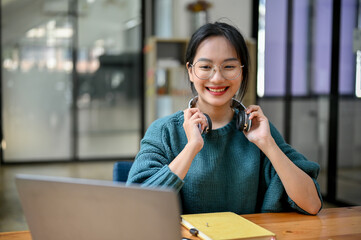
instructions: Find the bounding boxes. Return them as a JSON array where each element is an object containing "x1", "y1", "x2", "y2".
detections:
[{"x1": 197, "y1": 101, "x2": 234, "y2": 129}]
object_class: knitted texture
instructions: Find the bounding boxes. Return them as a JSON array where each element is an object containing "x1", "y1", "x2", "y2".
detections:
[{"x1": 127, "y1": 111, "x2": 323, "y2": 215}]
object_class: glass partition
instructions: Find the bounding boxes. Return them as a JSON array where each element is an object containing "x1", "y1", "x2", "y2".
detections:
[
  {"x1": 336, "y1": 0, "x2": 361, "y2": 205},
  {"x1": 2, "y1": 1, "x2": 73, "y2": 161},
  {"x1": 76, "y1": 0, "x2": 142, "y2": 158},
  {"x1": 1, "y1": 0, "x2": 142, "y2": 162},
  {"x1": 258, "y1": 0, "x2": 361, "y2": 205}
]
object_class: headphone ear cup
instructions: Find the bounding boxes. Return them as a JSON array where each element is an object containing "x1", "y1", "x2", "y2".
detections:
[
  {"x1": 245, "y1": 112, "x2": 252, "y2": 132},
  {"x1": 236, "y1": 110, "x2": 245, "y2": 131},
  {"x1": 203, "y1": 113, "x2": 212, "y2": 133},
  {"x1": 236, "y1": 110, "x2": 252, "y2": 132}
]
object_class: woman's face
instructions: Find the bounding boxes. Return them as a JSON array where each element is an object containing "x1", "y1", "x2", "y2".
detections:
[{"x1": 187, "y1": 36, "x2": 242, "y2": 110}]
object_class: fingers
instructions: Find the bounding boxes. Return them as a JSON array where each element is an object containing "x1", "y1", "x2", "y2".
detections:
[
  {"x1": 245, "y1": 105, "x2": 265, "y2": 121},
  {"x1": 184, "y1": 108, "x2": 202, "y2": 120},
  {"x1": 184, "y1": 108, "x2": 209, "y2": 133},
  {"x1": 245, "y1": 105, "x2": 261, "y2": 114}
]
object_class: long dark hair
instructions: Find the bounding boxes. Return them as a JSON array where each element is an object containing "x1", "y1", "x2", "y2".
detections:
[{"x1": 185, "y1": 22, "x2": 250, "y2": 100}]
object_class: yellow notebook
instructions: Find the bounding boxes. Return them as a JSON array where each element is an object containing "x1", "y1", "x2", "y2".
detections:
[{"x1": 181, "y1": 212, "x2": 276, "y2": 240}]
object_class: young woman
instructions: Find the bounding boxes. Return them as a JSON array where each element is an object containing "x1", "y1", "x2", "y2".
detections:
[{"x1": 127, "y1": 22, "x2": 322, "y2": 215}]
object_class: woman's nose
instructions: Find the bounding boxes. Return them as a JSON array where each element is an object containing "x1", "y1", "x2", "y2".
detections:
[{"x1": 209, "y1": 66, "x2": 225, "y2": 82}]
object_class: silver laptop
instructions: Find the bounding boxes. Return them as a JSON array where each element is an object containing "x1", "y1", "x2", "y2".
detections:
[{"x1": 16, "y1": 174, "x2": 181, "y2": 240}]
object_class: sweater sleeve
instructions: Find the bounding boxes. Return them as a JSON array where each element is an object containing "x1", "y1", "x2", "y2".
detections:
[
  {"x1": 259, "y1": 122, "x2": 323, "y2": 215},
  {"x1": 126, "y1": 118, "x2": 184, "y2": 192}
]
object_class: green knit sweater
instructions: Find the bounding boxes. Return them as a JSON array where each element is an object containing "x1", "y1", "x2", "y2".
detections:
[{"x1": 127, "y1": 111, "x2": 322, "y2": 215}]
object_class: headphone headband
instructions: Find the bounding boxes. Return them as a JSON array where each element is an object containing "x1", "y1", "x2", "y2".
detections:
[
  {"x1": 188, "y1": 96, "x2": 198, "y2": 108},
  {"x1": 230, "y1": 98, "x2": 247, "y2": 111},
  {"x1": 187, "y1": 96, "x2": 251, "y2": 132},
  {"x1": 189, "y1": 96, "x2": 246, "y2": 110}
]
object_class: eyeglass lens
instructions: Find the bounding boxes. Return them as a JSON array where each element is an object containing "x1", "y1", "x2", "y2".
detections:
[{"x1": 193, "y1": 60, "x2": 242, "y2": 80}]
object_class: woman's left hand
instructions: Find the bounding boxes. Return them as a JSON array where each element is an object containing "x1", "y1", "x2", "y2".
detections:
[
  {"x1": 243, "y1": 105, "x2": 273, "y2": 149},
  {"x1": 244, "y1": 105, "x2": 322, "y2": 215}
]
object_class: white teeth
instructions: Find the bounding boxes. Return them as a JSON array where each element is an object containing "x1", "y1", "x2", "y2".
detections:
[{"x1": 208, "y1": 88, "x2": 226, "y2": 92}]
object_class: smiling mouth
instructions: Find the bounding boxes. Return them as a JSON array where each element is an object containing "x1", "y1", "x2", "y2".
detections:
[{"x1": 207, "y1": 87, "x2": 229, "y2": 93}]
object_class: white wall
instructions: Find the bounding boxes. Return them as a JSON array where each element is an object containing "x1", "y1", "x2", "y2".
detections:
[{"x1": 172, "y1": 0, "x2": 252, "y2": 39}]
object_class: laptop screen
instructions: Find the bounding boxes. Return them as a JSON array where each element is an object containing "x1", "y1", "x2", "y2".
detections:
[{"x1": 16, "y1": 174, "x2": 181, "y2": 240}]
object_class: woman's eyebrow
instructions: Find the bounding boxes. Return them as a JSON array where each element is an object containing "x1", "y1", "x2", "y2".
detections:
[
  {"x1": 224, "y1": 58, "x2": 239, "y2": 62},
  {"x1": 196, "y1": 57, "x2": 239, "y2": 62},
  {"x1": 196, "y1": 58, "x2": 212, "y2": 62}
]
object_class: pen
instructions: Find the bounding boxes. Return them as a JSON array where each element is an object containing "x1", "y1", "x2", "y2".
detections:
[{"x1": 189, "y1": 228, "x2": 199, "y2": 236}]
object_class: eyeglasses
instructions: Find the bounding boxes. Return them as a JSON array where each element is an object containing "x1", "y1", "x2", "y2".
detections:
[{"x1": 189, "y1": 60, "x2": 244, "y2": 80}]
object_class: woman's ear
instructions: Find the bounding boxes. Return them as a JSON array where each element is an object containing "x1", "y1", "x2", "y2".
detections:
[{"x1": 186, "y1": 62, "x2": 194, "y2": 83}]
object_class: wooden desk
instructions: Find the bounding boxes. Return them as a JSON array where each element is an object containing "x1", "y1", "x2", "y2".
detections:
[
  {"x1": 182, "y1": 206, "x2": 361, "y2": 240},
  {"x1": 1, "y1": 206, "x2": 360, "y2": 240}
]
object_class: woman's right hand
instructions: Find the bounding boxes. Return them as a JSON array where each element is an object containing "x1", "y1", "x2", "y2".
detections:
[
  {"x1": 169, "y1": 108, "x2": 208, "y2": 179},
  {"x1": 183, "y1": 108, "x2": 208, "y2": 152}
]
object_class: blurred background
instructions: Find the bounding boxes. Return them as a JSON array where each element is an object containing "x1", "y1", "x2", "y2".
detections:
[{"x1": 1, "y1": 0, "x2": 360, "y2": 232}]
